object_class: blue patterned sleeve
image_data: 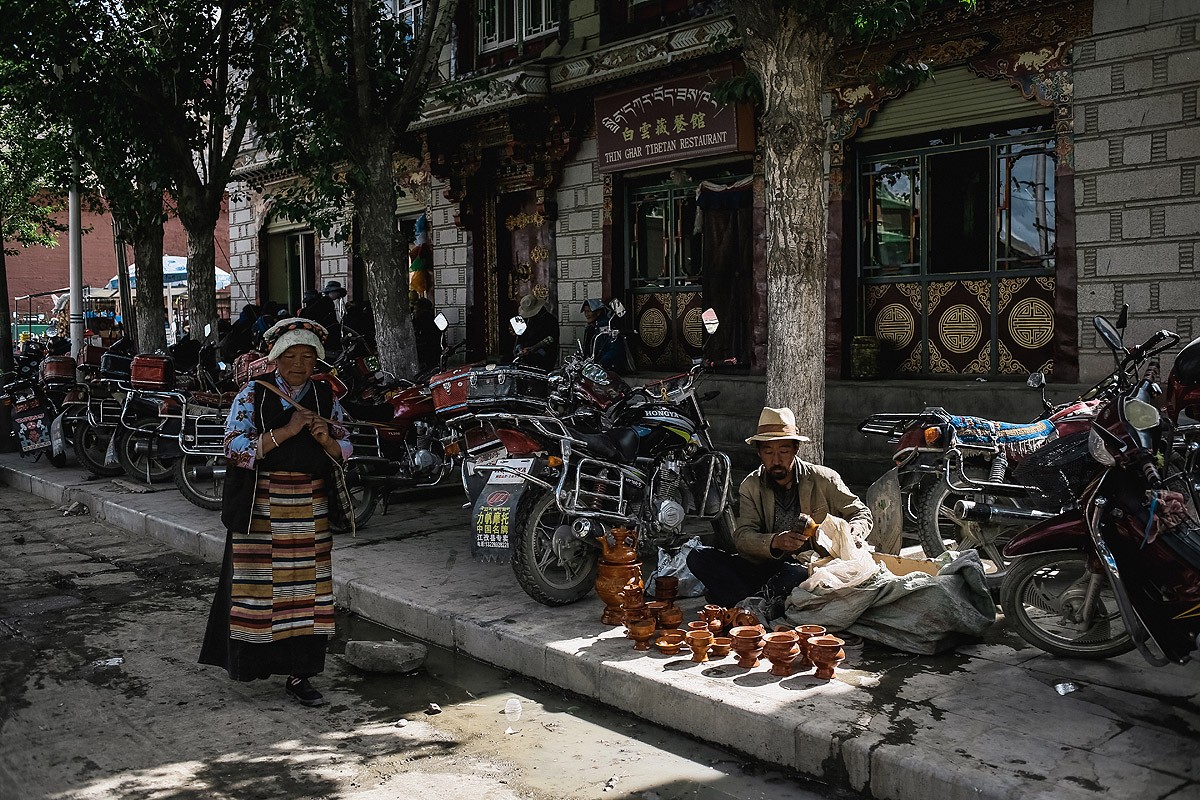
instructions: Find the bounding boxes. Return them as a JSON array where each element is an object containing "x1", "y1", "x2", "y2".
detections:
[
  {"x1": 224, "y1": 383, "x2": 260, "y2": 469},
  {"x1": 330, "y1": 395, "x2": 353, "y2": 460}
]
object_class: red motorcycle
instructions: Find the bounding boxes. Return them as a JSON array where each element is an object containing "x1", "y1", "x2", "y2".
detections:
[{"x1": 999, "y1": 316, "x2": 1200, "y2": 664}]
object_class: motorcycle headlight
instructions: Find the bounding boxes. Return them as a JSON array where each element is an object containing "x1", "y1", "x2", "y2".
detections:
[
  {"x1": 1088, "y1": 427, "x2": 1116, "y2": 466},
  {"x1": 1124, "y1": 399, "x2": 1160, "y2": 431}
]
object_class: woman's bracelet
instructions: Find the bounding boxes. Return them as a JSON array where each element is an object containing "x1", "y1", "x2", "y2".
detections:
[{"x1": 269, "y1": 429, "x2": 280, "y2": 448}]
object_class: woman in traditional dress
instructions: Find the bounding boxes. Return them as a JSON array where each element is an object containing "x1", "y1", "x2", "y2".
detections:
[{"x1": 200, "y1": 318, "x2": 352, "y2": 707}]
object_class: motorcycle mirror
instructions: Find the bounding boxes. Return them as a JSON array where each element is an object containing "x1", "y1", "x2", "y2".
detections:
[
  {"x1": 1117, "y1": 304, "x2": 1128, "y2": 332},
  {"x1": 608, "y1": 298, "x2": 626, "y2": 318},
  {"x1": 510, "y1": 316, "x2": 527, "y2": 336},
  {"x1": 1093, "y1": 315, "x2": 1125, "y2": 354},
  {"x1": 701, "y1": 308, "x2": 719, "y2": 334},
  {"x1": 1026, "y1": 372, "x2": 1046, "y2": 389},
  {"x1": 434, "y1": 312, "x2": 448, "y2": 332}
]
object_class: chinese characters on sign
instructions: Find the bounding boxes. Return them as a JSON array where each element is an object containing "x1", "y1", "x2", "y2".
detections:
[{"x1": 594, "y1": 67, "x2": 750, "y2": 173}]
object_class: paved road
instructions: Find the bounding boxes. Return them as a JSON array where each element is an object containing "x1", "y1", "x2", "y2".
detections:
[{"x1": 0, "y1": 485, "x2": 858, "y2": 800}]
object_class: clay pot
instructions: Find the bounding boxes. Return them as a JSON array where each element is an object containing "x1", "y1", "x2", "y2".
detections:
[
  {"x1": 655, "y1": 630, "x2": 686, "y2": 656},
  {"x1": 626, "y1": 616, "x2": 658, "y2": 651},
  {"x1": 652, "y1": 575, "x2": 679, "y2": 606},
  {"x1": 709, "y1": 636, "x2": 733, "y2": 658},
  {"x1": 793, "y1": 624, "x2": 827, "y2": 670},
  {"x1": 684, "y1": 630, "x2": 714, "y2": 662},
  {"x1": 596, "y1": 561, "x2": 641, "y2": 625},
  {"x1": 729, "y1": 626, "x2": 765, "y2": 668},
  {"x1": 597, "y1": 525, "x2": 639, "y2": 564},
  {"x1": 807, "y1": 635, "x2": 846, "y2": 680},
  {"x1": 762, "y1": 631, "x2": 802, "y2": 677},
  {"x1": 730, "y1": 608, "x2": 761, "y2": 628},
  {"x1": 686, "y1": 620, "x2": 712, "y2": 634},
  {"x1": 701, "y1": 604, "x2": 726, "y2": 634},
  {"x1": 657, "y1": 605, "x2": 684, "y2": 630},
  {"x1": 645, "y1": 601, "x2": 669, "y2": 627}
]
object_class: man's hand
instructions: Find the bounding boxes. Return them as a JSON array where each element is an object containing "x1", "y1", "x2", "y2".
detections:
[{"x1": 771, "y1": 514, "x2": 815, "y2": 554}]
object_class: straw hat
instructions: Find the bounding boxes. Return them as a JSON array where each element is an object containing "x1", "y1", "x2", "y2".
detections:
[
  {"x1": 745, "y1": 406, "x2": 811, "y2": 445},
  {"x1": 263, "y1": 317, "x2": 328, "y2": 361},
  {"x1": 518, "y1": 285, "x2": 551, "y2": 318}
]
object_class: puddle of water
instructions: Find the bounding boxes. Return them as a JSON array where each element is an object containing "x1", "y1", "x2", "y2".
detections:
[{"x1": 329, "y1": 613, "x2": 860, "y2": 800}]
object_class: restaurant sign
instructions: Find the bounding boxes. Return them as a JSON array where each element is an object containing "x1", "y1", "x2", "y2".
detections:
[{"x1": 595, "y1": 68, "x2": 751, "y2": 174}]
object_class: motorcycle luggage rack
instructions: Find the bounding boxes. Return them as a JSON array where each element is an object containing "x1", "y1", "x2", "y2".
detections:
[
  {"x1": 563, "y1": 457, "x2": 628, "y2": 517},
  {"x1": 178, "y1": 412, "x2": 227, "y2": 456},
  {"x1": 344, "y1": 422, "x2": 383, "y2": 460},
  {"x1": 85, "y1": 396, "x2": 125, "y2": 428},
  {"x1": 859, "y1": 410, "x2": 948, "y2": 442},
  {"x1": 688, "y1": 451, "x2": 732, "y2": 519}
]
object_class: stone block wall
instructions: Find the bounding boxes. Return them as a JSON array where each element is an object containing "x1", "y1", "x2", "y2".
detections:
[
  {"x1": 429, "y1": 177, "x2": 471, "y2": 345},
  {"x1": 227, "y1": 187, "x2": 257, "y2": 314},
  {"x1": 554, "y1": 135, "x2": 606, "y2": 356},
  {"x1": 1073, "y1": 2, "x2": 1200, "y2": 382}
]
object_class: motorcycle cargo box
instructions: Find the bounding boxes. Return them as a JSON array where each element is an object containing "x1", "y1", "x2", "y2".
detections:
[
  {"x1": 430, "y1": 366, "x2": 471, "y2": 415},
  {"x1": 131, "y1": 354, "x2": 174, "y2": 390},
  {"x1": 232, "y1": 351, "x2": 273, "y2": 385},
  {"x1": 40, "y1": 356, "x2": 77, "y2": 384},
  {"x1": 100, "y1": 351, "x2": 133, "y2": 380},
  {"x1": 467, "y1": 364, "x2": 548, "y2": 410},
  {"x1": 79, "y1": 344, "x2": 104, "y2": 368},
  {"x1": 430, "y1": 364, "x2": 549, "y2": 416}
]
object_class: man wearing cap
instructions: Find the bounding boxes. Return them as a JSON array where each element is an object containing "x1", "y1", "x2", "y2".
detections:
[
  {"x1": 300, "y1": 281, "x2": 346, "y2": 351},
  {"x1": 513, "y1": 286, "x2": 559, "y2": 370},
  {"x1": 687, "y1": 406, "x2": 872, "y2": 609}
]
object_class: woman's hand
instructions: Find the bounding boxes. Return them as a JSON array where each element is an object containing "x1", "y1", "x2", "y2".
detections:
[{"x1": 308, "y1": 417, "x2": 332, "y2": 444}]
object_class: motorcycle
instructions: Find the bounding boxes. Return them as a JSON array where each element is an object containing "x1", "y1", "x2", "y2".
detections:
[
  {"x1": 1, "y1": 371, "x2": 67, "y2": 467},
  {"x1": 858, "y1": 313, "x2": 1144, "y2": 577},
  {"x1": 999, "y1": 315, "x2": 1200, "y2": 664},
  {"x1": 439, "y1": 304, "x2": 732, "y2": 607}
]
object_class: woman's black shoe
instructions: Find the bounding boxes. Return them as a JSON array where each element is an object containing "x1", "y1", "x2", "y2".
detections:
[{"x1": 285, "y1": 676, "x2": 326, "y2": 707}]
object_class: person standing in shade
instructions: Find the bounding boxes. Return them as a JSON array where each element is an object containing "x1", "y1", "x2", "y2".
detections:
[
  {"x1": 513, "y1": 285, "x2": 559, "y2": 371},
  {"x1": 200, "y1": 318, "x2": 353, "y2": 707}
]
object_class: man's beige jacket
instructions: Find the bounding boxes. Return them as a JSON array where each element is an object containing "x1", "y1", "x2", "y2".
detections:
[{"x1": 733, "y1": 459, "x2": 873, "y2": 564}]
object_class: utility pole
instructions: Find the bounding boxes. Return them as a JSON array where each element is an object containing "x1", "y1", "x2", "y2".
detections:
[{"x1": 68, "y1": 148, "x2": 84, "y2": 359}]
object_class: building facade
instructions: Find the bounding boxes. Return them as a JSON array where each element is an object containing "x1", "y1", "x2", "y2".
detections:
[{"x1": 227, "y1": 0, "x2": 1199, "y2": 391}]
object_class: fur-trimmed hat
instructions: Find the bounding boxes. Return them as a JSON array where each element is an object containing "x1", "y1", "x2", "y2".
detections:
[
  {"x1": 263, "y1": 317, "x2": 328, "y2": 361},
  {"x1": 745, "y1": 406, "x2": 811, "y2": 445}
]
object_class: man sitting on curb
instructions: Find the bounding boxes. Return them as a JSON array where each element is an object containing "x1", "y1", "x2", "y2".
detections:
[{"x1": 687, "y1": 406, "x2": 873, "y2": 609}]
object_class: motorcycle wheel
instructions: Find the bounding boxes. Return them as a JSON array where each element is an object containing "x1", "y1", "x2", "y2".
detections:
[
  {"x1": 512, "y1": 490, "x2": 599, "y2": 606},
  {"x1": 115, "y1": 420, "x2": 178, "y2": 484},
  {"x1": 174, "y1": 454, "x2": 225, "y2": 511},
  {"x1": 331, "y1": 461, "x2": 378, "y2": 533},
  {"x1": 1000, "y1": 551, "x2": 1134, "y2": 659},
  {"x1": 916, "y1": 474, "x2": 1024, "y2": 573},
  {"x1": 73, "y1": 420, "x2": 124, "y2": 478}
]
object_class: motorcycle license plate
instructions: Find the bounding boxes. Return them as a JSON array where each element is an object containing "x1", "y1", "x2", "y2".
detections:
[{"x1": 487, "y1": 458, "x2": 535, "y2": 484}]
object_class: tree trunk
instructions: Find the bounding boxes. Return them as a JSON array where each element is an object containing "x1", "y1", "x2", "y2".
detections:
[
  {"x1": 174, "y1": 187, "x2": 219, "y2": 344},
  {"x1": 0, "y1": 224, "x2": 14, "y2": 380},
  {"x1": 354, "y1": 132, "x2": 419, "y2": 378},
  {"x1": 131, "y1": 221, "x2": 166, "y2": 354},
  {"x1": 739, "y1": 4, "x2": 834, "y2": 460}
]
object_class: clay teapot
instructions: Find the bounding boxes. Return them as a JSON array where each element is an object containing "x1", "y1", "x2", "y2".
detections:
[
  {"x1": 598, "y1": 525, "x2": 639, "y2": 564},
  {"x1": 595, "y1": 561, "x2": 641, "y2": 625}
]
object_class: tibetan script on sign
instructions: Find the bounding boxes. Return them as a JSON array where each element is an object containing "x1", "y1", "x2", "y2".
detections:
[{"x1": 595, "y1": 67, "x2": 749, "y2": 173}]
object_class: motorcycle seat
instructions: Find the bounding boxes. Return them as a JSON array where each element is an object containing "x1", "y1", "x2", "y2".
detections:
[
  {"x1": 947, "y1": 414, "x2": 1055, "y2": 456},
  {"x1": 571, "y1": 426, "x2": 639, "y2": 464}
]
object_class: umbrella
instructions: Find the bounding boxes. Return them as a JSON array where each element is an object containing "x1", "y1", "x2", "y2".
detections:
[{"x1": 108, "y1": 257, "x2": 232, "y2": 291}]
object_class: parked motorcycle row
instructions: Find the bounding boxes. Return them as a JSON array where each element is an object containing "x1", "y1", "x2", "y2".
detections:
[
  {"x1": 861, "y1": 306, "x2": 1200, "y2": 667},
  {"x1": 6, "y1": 302, "x2": 1197, "y2": 669}
]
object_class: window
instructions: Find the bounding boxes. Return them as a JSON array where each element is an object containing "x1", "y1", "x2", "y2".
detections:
[
  {"x1": 389, "y1": 0, "x2": 423, "y2": 36},
  {"x1": 479, "y1": 0, "x2": 557, "y2": 51}
]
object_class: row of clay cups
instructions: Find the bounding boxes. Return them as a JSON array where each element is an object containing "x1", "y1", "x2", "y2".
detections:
[{"x1": 654, "y1": 629, "x2": 733, "y2": 660}]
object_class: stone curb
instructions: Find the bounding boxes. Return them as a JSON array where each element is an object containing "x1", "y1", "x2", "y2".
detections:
[{"x1": 3, "y1": 457, "x2": 1193, "y2": 800}]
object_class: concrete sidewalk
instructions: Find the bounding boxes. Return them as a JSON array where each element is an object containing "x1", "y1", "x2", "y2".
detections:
[{"x1": 3, "y1": 454, "x2": 1197, "y2": 800}]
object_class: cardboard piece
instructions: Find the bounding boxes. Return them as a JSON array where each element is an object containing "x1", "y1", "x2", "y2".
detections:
[{"x1": 872, "y1": 552, "x2": 940, "y2": 577}]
